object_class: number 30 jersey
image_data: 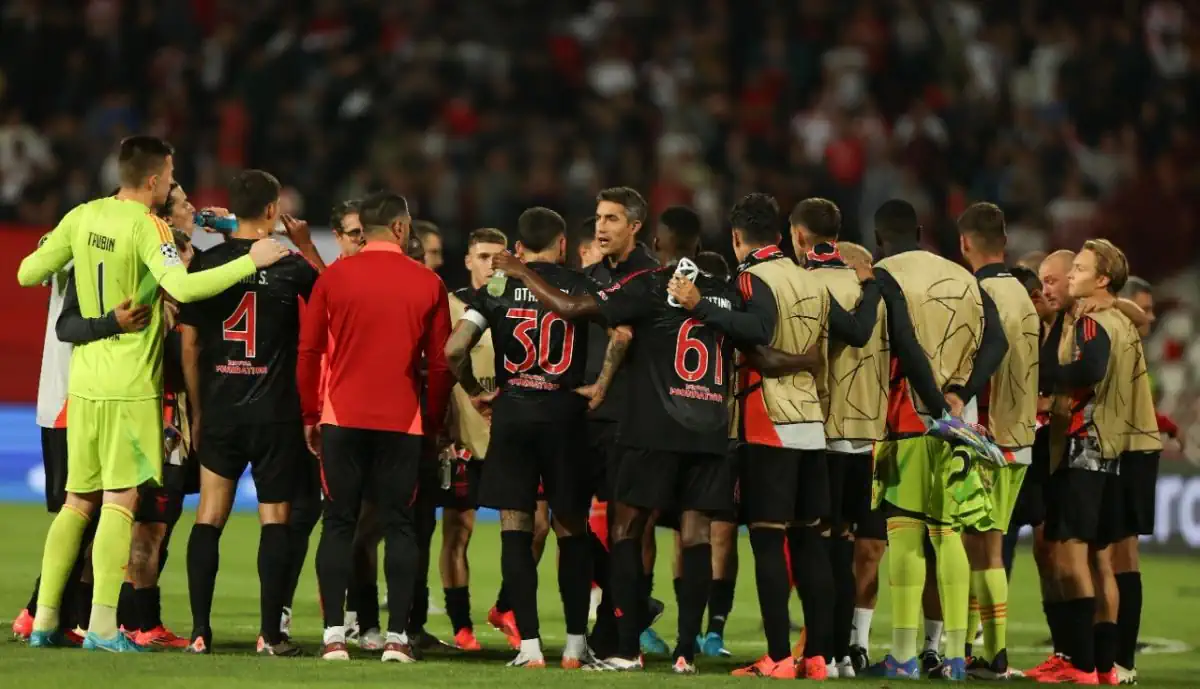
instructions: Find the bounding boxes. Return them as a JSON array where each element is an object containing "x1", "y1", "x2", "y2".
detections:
[
  {"x1": 596, "y1": 266, "x2": 739, "y2": 454},
  {"x1": 179, "y1": 239, "x2": 318, "y2": 425},
  {"x1": 464, "y1": 261, "x2": 594, "y2": 423}
]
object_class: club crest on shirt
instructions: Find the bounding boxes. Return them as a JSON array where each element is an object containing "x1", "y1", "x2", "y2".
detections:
[{"x1": 160, "y1": 241, "x2": 181, "y2": 267}]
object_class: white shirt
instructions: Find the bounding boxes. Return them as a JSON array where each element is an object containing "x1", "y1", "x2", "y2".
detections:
[{"x1": 36, "y1": 267, "x2": 73, "y2": 428}]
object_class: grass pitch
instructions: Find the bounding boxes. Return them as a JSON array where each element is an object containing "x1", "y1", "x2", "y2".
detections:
[{"x1": 1, "y1": 503, "x2": 1196, "y2": 687}]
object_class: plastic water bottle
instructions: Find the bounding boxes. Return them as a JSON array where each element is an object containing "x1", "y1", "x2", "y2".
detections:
[
  {"x1": 486, "y1": 270, "x2": 508, "y2": 297},
  {"x1": 667, "y1": 257, "x2": 700, "y2": 307},
  {"x1": 194, "y1": 210, "x2": 238, "y2": 233}
]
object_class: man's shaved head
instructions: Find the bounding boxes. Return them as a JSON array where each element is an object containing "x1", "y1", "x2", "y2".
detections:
[{"x1": 1039, "y1": 250, "x2": 1075, "y2": 312}]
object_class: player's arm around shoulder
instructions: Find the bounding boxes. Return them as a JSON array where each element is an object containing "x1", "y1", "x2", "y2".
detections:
[{"x1": 18, "y1": 204, "x2": 83, "y2": 286}]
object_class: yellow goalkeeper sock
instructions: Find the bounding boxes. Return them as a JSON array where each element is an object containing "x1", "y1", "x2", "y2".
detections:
[
  {"x1": 887, "y1": 516, "x2": 926, "y2": 661},
  {"x1": 979, "y1": 568, "x2": 1009, "y2": 660},
  {"x1": 32, "y1": 505, "x2": 91, "y2": 633},
  {"x1": 88, "y1": 503, "x2": 134, "y2": 639},
  {"x1": 929, "y1": 525, "x2": 970, "y2": 659}
]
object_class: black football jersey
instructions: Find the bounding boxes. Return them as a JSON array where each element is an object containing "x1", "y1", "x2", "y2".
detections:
[
  {"x1": 595, "y1": 266, "x2": 739, "y2": 454},
  {"x1": 178, "y1": 239, "x2": 318, "y2": 425},
  {"x1": 469, "y1": 262, "x2": 595, "y2": 422}
]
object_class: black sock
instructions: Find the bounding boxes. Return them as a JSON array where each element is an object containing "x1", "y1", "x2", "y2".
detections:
[
  {"x1": 26, "y1": 577, "x2": 39, "y2": 615},
  {"x1": 558, "y1": 535, "x2": 592, "y2": 636},
  {"x1": 501, "y1": 530, "x2": 539, "y2": 641},
  {"x1": 673, "y1": 577, "x2": 682, "y2": 607},
  {"x1": 1065, "y1": 597, "x2": 1096, "y2": 672},
  {"x1": 135, "y1": 586, "x2": 162, "y2": 631},
  {"x1": 1115, "y1": 572, "x2": 1141, "y2": 670},
  {"x1": 610, "y1": 538, "x2": 643, "y2": 659},
  {"x1": 257, "y1": 524, "x2": 290, "y2": 645},
  {"x1": 750, "y1": 528, "x2": 792, "y2": 662},
  {"x1": 187, "y1": 523, "x2": 221, "y2": 640},
  {"x1": 1094, "y1": 621, "x2": 1118, "y2": 673},
  {"x1": 789, "y1": 525, "x2": 835, "y2": 662},
  {"x1": 282, "y1": 499, "x2": 319, "y2": 609},
  {"x1": 495, "y1": 583, "x2": 512, "y2": 613},
  {"x1": 829, "y1": 535, "x2": 856, "y2": 658},
  {"x1": 707, "y1": 578, "x2": 735, "y2": 636},
  {"x1": 445, "y1": 586, "x2": 472, "y2": 633},
  {"x1": 118, "y1": 581, "x2": 137, "y2": 631},
  {"x1": 1045, "y1": 600, "x2": 1065, "y2": 655},
  {"x1": 673, "y1": 543, "x2": 711, "y2": 662}
]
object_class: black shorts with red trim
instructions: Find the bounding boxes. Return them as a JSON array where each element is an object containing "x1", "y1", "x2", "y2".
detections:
[
  {"x1": 738, "y1": 444, "x2": 830, "y2": 524},
  {"x1": 436, "y1": 457, "x2": 483, "y2": 511},
  {"x1": 613, "y1": 445, "x2": 734, "y2": 514},
  {"x1": 135, "y1": 464, "x2": 186, "y2": 525},
  {"x1": 479, "y1": 418, "x2": 589, "y2": 516}
]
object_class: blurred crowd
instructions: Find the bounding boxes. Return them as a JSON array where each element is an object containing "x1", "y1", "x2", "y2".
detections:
[{"x1": 1, "y1": 0, "x2": 1198, "y2": 285}]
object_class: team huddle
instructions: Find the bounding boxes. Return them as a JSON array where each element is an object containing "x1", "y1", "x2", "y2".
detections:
[{"x1": 12, "y1": 136, "x2": 1164, "y2": 684}]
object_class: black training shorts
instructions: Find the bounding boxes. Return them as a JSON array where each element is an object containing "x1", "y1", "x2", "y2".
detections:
[
  {"x1": 479, "y1": 418, "x2": 590, "y2": 516},
  {"x1": 738, "y1": 444, "x2": 830, "y2": 524},
  {"x1": 199, "y1": 421, "x2": 303, "y2": 504}
]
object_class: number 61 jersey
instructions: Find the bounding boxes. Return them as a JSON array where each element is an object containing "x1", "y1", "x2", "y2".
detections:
[
  {"x1": 178, "y1": 239, "x2": 318, "y2": 425},
  {"x1": 464, "y1": 261, "x2": 594, "y2": 422},
  {"x1": 595, "y1": 266, "x2": 738, "y2": 455}
]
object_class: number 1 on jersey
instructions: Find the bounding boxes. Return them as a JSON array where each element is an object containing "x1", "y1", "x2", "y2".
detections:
[{"x1": 223, "y1": 292, "x2": 258, "y2": 358}]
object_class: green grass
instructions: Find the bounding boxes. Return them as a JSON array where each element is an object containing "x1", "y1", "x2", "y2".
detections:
[{"x1": 1, "y1": 503, "x2": 1196, "y2": 687}]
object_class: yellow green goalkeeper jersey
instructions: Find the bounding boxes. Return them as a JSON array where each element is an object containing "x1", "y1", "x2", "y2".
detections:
[{"x1": 17, "y1": 197, "x2": 259, "y2": 401}]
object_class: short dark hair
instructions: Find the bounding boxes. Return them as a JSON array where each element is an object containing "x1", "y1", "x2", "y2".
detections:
[
  {"x1": 331, "y1": 200, "x2": 360, "y2": 233},
  {"x1": 517, "y1": 206, "x2": 566, "y2": 252},
  {"x1": 117, "y1": 136, "x2": 174, "y2": 188},
  {"x1": 468, "y1": 227, "x2": 508, "y2": 250},
  {"x1": 359, "y1": 191, "x2": 410, "y2": 229},
  {"x1": 695, "y1": 251, "x2": 730, "y2": 280},
  {"x1": 406, "y1": 232, "x2": 425, "y2": 261},
  {"x1": 1009, "y1": 265, "x2": 1042, "y2": 295},
  {"x1": 596, "y1": 187, "x2": 648, "y2": 225},
  {"x1": 413, "y1": 220, "x2": 441, "y2": 241},
  {"x1": 157, "y1": 182, "x2": 180, "y2": 221},
  {"x1": 578, "y1": 216, "x2": 597, "y2": 240},
  {"x1": 789, "y1": 198, "x2": 841, "y2": 239},
  {"x1": 729, "y1": 193, "x2": 780, "y2": 245},
  {"x1": 228, "y1": 170, "x2": 281, "y2": 220},
  {"x1": 874, "y1": 199, "x2": 920, "y2": 244},
  {"x1": 659, "y1": 205, "x2": 702, "y2": 251},
  {"x1": 957, "y1": 202, "x2": 1006, "y2": 253}
]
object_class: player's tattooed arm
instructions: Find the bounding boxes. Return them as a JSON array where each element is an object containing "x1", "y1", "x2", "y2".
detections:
[
  {"x1": 577, "y1": 325, "x2": 633, "y2": 410},
  {"x1": 493, "y1": 251, "x2": 600, "y2": 320},
  {"x1": 445, "y1": 318, "x2": 486, "y2": 396}
]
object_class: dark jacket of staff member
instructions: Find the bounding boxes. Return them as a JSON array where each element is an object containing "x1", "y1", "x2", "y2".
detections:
[{"x1": 296, "y1": 191, "x2": 453, "y2": 661}]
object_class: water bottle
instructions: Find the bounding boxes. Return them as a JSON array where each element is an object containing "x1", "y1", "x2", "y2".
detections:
[
  {"x1": 486, "y1": 270, "x2": 508, "y2": 297},
  {"x1": 194, "y1": 210, "x2": 238, "y2": 233},
  {"x1": 667, "y1": 257, "x2": 700, "y2": 307}
]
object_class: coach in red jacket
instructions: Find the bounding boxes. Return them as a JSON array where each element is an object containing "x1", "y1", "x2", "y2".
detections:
[{"x1": 297, "y1": 191, "x2": 453, "y2": 662}]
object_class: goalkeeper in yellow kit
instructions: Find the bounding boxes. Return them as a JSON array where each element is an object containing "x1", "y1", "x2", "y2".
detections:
[{"x1": 16, "y1": 136, "x2": 290, "y2": 652}]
